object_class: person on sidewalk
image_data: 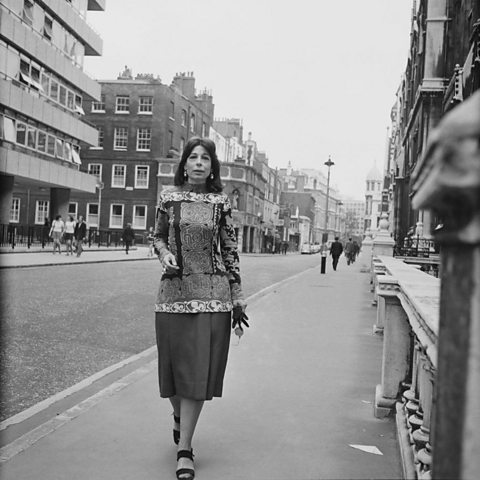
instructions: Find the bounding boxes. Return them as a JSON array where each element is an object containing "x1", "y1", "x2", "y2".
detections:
[
  {"x1": 329, "y1": 236, "x2": 343, "y2": 271},
  {"x1": 146, "y1": 226, "x2": 155, "y2": 257},
  {"x1": 344, "y1": 237, "x2": 354, "y2": 265},
  {"x1": 74, "y1": 216, "x2": 87, "y2": 257},
  {"x1": 64, "y1": 215, "x2": 76, "y2": 256},
  {"x1": 122, "y1": 223, "x2": 135, "y2": 254},
  {"x1": 153, "y1": 137, "x2": 248, "y2": 480},
  {"x1": 49, "y1": 215, "x2": 64, "y2": 254}
]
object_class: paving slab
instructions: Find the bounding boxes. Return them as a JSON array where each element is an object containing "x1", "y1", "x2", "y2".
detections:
[{"x1": 0, "y1": 256, "x2": 402, "y2": 479}]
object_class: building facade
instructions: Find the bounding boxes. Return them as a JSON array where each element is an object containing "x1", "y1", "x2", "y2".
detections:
[
  {"x1": 387, "y1": 0, "x2": 480, "y2": 244},
  {"x1": 72, "y1": 70, "x2": 214, "y2": 232},
  {"x1": 364, "y1": 163, "x2": 383, "y2": 234},
  {"x1": 0, "y1": 0, "x2": 105, "y2": 226}
]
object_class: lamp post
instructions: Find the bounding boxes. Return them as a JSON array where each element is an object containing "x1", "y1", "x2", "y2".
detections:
[
  {"x1": 324, "y1": 156, "x2": 335, "y2": 242},
  {"x1": 321, "y1": 156, "x2": 335, "y2": 274}
]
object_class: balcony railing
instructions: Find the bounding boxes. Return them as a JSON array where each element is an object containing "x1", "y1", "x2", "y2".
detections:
[{"x1": 371, "y1": 255, "x2": 439, "y2": 480}]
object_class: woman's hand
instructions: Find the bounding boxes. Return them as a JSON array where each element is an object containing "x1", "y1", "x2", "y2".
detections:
[{"x1": 161, "y1": 252, "x2": 179, "y2": 274}]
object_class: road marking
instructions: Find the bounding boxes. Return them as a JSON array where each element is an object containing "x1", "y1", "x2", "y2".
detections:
[
  {"x1": 0, "y1": 346, "x2": 156, "y2": 431},
  {"x1": 0, "y1": 360, "x2": 156, "y2": 463}
]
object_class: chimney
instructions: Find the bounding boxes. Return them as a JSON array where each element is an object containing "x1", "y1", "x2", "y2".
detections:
[{"x1": 172, "y1": 71, "x2": 195, "y2": 98}]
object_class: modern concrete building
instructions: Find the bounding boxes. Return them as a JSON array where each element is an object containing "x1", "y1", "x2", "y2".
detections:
[{"x1": 0, "y1": 0, "x2": 105, "y2": 226}]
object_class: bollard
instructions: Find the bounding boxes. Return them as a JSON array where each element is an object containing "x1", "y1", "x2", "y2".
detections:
[{"x1": 320, "y1": 254, "x2": 326, "y2": 274}]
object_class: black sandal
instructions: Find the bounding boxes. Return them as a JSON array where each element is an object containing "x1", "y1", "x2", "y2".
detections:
[
  {"x1": 176, "y1": 449, "x2": 194, "y2": 480},
  {"x1": 173, "y1": 414, "x2": 180, "y2": 445}
]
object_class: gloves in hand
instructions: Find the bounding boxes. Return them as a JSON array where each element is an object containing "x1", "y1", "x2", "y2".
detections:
[{"x1": 232, "y1": 305, "x2": 249, "y2": 331}]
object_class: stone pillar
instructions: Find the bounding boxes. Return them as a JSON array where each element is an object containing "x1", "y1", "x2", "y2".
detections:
[
  {"x1": 0, "y1": 175, "x2": 14, "y2": 224},
  {"x1": 359, "y1": 229, "x2": 373, "y2": 273},
  {"x1": 412, "y1": 91, "x2": 480, "y2": 479},
  {"x1": 50, "y1": 188, "x2": 70, "y2": 221},
  {"x1": 374, "y1": 276, "x2": 411, "y2": 418},
  {"x1": 372, "y1": 212, "x2": 395, "y2": 258}
]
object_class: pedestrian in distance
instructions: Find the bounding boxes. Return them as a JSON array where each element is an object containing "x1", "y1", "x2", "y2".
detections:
[
  {"x1": 352, "y1": 240, "x2": 360, "y2": 262},
  {"x1": 153, "y1": 137, "x2": 248, "y2": 480},
  {"x1": 64, "y1": 215, "x2": 76, "y2": 256},
  {"x1": 49, "y1": 214, "x2": 64, "y2": 254},
  {"x1": 146, "y1": 226, "x2": 155, "y2": 257},
  {"x1": 344, "y1": 237, "x2": 354, "y2": 265},
  {"x1": 122, "y1": 223, "x2": 135, "y2": 254},
  {"x1": 74, "y1": 215, "x2": 87, "y2": 257},
  {"x1": 329, "y1": 236, "x2": 343, "y2": 271}
]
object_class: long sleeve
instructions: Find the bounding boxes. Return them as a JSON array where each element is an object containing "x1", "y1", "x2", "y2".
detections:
[
  {"x1": 153, "y1": 197, "x2": 171, "y2": 261},
  {"x1": 219, "y1": 196, "x2": 244, "y2": 306}
]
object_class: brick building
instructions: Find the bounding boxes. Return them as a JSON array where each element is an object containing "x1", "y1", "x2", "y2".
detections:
[{"x1": 72, "y1": 70, "x2": 214, "y2": 233}]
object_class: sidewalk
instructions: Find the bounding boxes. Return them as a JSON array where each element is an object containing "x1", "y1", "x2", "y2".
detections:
[
  {"x1": 0, "y1": 255, "x2": 402, "y2": 479},
  {"x1": 0, "y1": 246, "x2": 153, "y2": 268}
]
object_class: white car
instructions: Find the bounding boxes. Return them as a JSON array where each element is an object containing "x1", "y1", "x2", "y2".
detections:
[{"x1": 301, "y1": 243, "x2": 312, "y2": 254}]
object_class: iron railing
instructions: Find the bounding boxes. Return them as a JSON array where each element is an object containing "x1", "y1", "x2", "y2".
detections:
[{"x1": 0, "y1": 224, "x2": 147, "y2": 250}]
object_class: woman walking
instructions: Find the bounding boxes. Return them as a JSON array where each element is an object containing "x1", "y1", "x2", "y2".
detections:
[
  {"x1": 153, "y1": 137, "x2": 248, "y2": 480},
  {"x1": 49, "y1": 215, "x2": 64, "y2": 254},
  {"x1": 64, "y1": 215, "x2": 76, "y2": 255}
]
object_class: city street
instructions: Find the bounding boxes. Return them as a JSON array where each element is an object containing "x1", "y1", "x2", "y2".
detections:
[
  {"x1": 0, "y1": 252, "x2": 320, "y2": 421},
  {"x1": 0, "y1": 252, "x2": 403, "y2": 479}
]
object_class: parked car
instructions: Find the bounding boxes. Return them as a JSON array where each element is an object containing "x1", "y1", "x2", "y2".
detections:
[
  {"x1": 301, "y1": 242, "x2": 312, "y2": 254},
  {"x1": 311, "y1": 243, "x2": 321, "y2": 254}
]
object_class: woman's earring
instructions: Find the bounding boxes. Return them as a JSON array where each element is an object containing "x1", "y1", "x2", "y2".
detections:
[
  {"x1": 184, "y1": 170, "x2": 188, "y2": 179},
  {"x1": 210, "y1": 172, "x2": 214, "y2": 180}
]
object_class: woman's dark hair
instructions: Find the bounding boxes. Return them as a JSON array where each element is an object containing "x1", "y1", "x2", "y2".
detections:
[
  {"x1": 174, "y1": 137, "x2": 223, "y2": 192},
  {"x1": 55, "y1": 215, "x2": 61, "y2": 221}
]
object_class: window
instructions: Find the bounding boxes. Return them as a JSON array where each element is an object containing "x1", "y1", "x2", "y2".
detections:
[
  {"x1": 112, "y1": 164, "x2": 126, "y2": 187},
  {"x1": 71, "y1": 145, "x2": 81, "y2": 165},
  {"x1": 26, "y1": 126, "x2": 36, "y2": 149},
  {"x1": 135, "y1": 165, "x2": 149, "y2": 188},
  {"x1": 115, "y1": 96, "x2": 129, "y2": 113},
  {"x1": 88, "y1": 163, "x2": 102, "y2": 180},
  {"x1": 67, "y1": 90, "x2": 75, "y2": 110},
  {"x1": 2, "y1": 116, "x2": 16, "y2": 142},
  {"x1": 190, "y1": 113, "x2": 195, "y2": 133},
  {"x1": 87, "y1": 203, "x2": 99, "y2": 227},
  {"x1": 63, "y1": 142, "x2": 72, "y2": 162},
  {"x1": 22, "y1": 0, "x2": 34, "y2": 25},
  {"x1": 10, "y1": 198, "x2": 20, "y2": 223},
  {"x1": 68, "y1": 202, "x2": 78, "y2": 217},
  {"x1": 35, "y1": 130, "x2": 46, "y2": 152},
  {"x1": 74, "y1": 95, "x2": 85, "y2": 115},
  {"x1": 133, "y1": 205, "x2": 147, "y2": 229},
  {"x1": 114, "y1": 127, "x2": 128, "y2": 150},
  {"x1": 170, "y1": 101, "x2": 175, "y2": 118},
  {"x1": 16, "y1": 122, "x2": 26, "y2": 145},
  {"x1": 168, "y1": 130, "x2": 173, "y2": 148},
  {"x1": 138, "y1": 96, "x2": 153, "y2": 113},
  {"x1": 180, "y1": 137, "x2": 185, "y2": 153},
  {"x1": 59, "y1": 85, "x2": 67, "y2": 105},
  {"x1": 181, "y1": 109, "x2": 187, "y2": 126},
  {"x1": 92, "y1": 94, "x2": 105, "y2": 112},
  {"x1": 202, "y1": 122, "x2": 207, "y2": 137},
  {"x1": 35, "y1": 200, "x2": 49, "y2": 225},
  {"x1": 55, "y1": 138, "x2": 64, "y2": 158},
  {"x1": 43, "y1": 14, "x2": 53, "y2": 40},
  {"x1": 110, "y1": 204, "x2": 124, "y2": 228},
  {"x1": 47, "y1": 135, "x2": 56, "y2": 156},
  {"x1": 41, "y1": 72, "x2": 50, "y2": 94},
  {"x1": 50, "y1": 79, "x2": 59, "y2": 101},
  {"x1": 136, "y1": 128, "x2": 151, "y2": 151}
]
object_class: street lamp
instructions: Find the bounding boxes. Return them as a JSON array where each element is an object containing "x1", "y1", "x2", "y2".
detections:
[
  {"x1": 320, "y1": 156, "x2": 334, "y2": 274},
  {"x1": 324, "y1": 156, "x2": 335, "y2": 242}
]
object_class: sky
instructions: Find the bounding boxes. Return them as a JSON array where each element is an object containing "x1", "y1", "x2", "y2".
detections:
[{"x1": 84, "y1": 0, "x2": 414, "y2": 199}]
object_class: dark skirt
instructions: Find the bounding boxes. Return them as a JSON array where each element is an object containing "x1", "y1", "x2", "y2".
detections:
[{"x1": 155, "y1": 312, "x2": 231, "y2": 401}]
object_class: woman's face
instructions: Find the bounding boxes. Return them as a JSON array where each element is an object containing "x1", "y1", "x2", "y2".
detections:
[{"x1": 185, "y1": 145, "x2": 211, "y2": 184}]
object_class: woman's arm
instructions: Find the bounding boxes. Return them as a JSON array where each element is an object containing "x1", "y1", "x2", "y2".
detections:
[{"x1": 219, "y1": 196, "x2": 245, "y2": 308}]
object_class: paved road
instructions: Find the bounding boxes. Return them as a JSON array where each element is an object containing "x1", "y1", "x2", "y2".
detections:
[{"x1": 0, "y1": 253, "x2": 321, "y2": 420}]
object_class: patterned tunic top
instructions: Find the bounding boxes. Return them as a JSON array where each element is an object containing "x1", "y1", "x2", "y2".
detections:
[{"x1": 153, "y1": 186, "x2": 244, "y2": 313}]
